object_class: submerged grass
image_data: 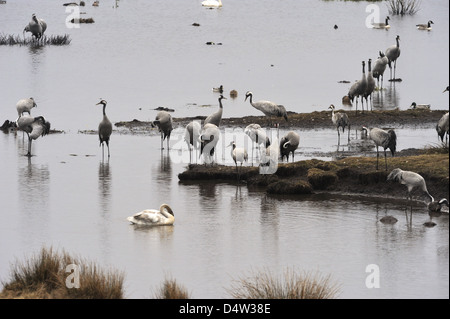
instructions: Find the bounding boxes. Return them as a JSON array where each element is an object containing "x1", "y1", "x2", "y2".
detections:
[
  {"x1": 226, "y1": 267, "x2": 341, "y2": 299},
  {"x1": 0, "y1": 246, "x2": 124, "y2": 299},
  {"x1": 0, "y1": 34, "x2": 71, "y2": 46}
]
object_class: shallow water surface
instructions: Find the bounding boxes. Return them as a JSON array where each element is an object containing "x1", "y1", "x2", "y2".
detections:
[{"x1": 0, "y1": 0, "x2": 448, "y2": 299}]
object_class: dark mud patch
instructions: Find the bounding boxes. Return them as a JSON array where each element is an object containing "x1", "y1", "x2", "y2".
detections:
[{"x1": 115, "y1": 109, "x2": 447, "y2": 132}]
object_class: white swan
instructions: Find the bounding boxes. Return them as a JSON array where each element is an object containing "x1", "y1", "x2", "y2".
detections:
[
  {"x1": 202, "y1": 0, "x2": 222, "y2": 8},
  {"x1": 127, "y1": 204, "x2": 174, "y2": 226}
]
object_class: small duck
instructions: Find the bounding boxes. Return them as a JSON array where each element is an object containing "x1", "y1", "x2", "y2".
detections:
[
  {"x1": 127, "y1": 204, "x2": 174, "y2": 226},
  {"x1": 428, "y1": 199, "x2": 449, "y2": 214},
  {"x1": 410, "y1": 102, "x2": 430, "y2": 109}
]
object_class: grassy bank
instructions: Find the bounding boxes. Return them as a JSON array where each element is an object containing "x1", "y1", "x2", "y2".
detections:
[{"x1": 179, "y1": 150, "x2": 449, "y2": 203}]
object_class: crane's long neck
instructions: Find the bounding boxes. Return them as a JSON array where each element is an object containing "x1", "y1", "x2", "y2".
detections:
[
  {"x1": 219, "y1": 98, "x2": 224, "y2": 109},
  {"x1": 368, "y1": 60, "x2": 372, "y2": 72},
  {"x1": 102, "y1": 104, "x2": 107, "y2": 116},
  {"x1": 396, "y1": 37, "x2": 400, "y2": 48}
]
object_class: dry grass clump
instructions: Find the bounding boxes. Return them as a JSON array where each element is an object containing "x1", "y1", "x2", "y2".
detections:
[
  {"x1": 0, "y1": 247, "x2": 124, "y2": 299},
  {"x1": 0, "y1": 34, "x2": 71, "y2": 46},
  {"x1": 386, "y1": 0, "x2": 421, "y2": 15},
  {"x1": 152, "y1": 276, "x2": 191, "y2": 299},
  {"x1": 226, "y1": 267, "x2": 341, "y2": 299}
]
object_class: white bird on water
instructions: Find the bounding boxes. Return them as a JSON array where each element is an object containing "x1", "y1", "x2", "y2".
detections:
[
  {"x1": 16, "y1": 97, "x2": 37, "y2": 117},
  {"x1": 16, "y1": 114, "x2": 51, "y2": 157},
  {"x1": 202, "y1": 0, "x2": 222, "y2": 8},
  {"x1": 127, "y1": 204, "x2": 174, "y2": 226}
]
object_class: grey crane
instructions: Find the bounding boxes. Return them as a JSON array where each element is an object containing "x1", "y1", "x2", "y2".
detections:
[
  {"x1": 204, "y1": 95, "x2": 226, "y2": 127},
  {"x1": 153, "y1": 110, "x2": 173, "y2": 151},
  {"x1": 348, "y1": 61, "x2": 368, "y2": 114},
  {"x1": 244, "y1": 91, "x2": 288, "y2": 127},
  {"x1": 372, "y1": 51, "x2": 389, "y2": 89},
  {"x1": 372, "y1": 16, "x2": 390, "y2": 29},
  {"x1": 228, "y1": 141, "x2": 248, "y2": 181},
  {"x1": 16, "y1": 97, "x2": 37, "y2": 117},
  {"x1": 244, "y1": 123, "x2": 268, "y2": 165},
  {"x1": 428, "y1": 199, "x2": 449, "y2": 214},
  {"x1": 416, "y1": 20, "x2": 434, "y2": 31},
  {"x1": 24, "y1": 14, "x2": 47, "y2": 40},
  {"x1": 362, "y1": 126, "x2": 397, "y2": 171},
  {"x1": 279, "y1": 131, "x2": 300, "y2": 162},
  {"x1": 387, "y1": 168, "x2": 434, "y2": 203},
  {"x1": 184, "y1": 120, "x2": 201, "y2": 162},
  {"x1": 385, "y1": 35, "x2": 401, "y2": 81},
  {"x1": 200, "y1": 123, "x2": 220, "y2": 164},
  {"x1": 436, "y1": 112, "x2": 449, "y2": 146},
  {"x1": 329, "y1": 104, "x2": 350, "y2": 145},
  {"x1": 16, "y1": 114, "x2": 51, "y2": 157},
  {"x1": 364, "y1": 59, "x2": 376, "y2": 111},
  {"x1": 96, "y1": 99, "x2": 113, "y2": 159}
]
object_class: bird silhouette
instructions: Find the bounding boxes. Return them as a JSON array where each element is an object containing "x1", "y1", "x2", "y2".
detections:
[
  {"x1": 329, "y1": 104, "x2": 350, "y2": 145},
  {"x1": 416, "y1": 20, "x2": 434, "y2": 31},
  {"x1": 96, "y1": 99, "x2": 112, "y2": 159},
  {"x1": 279, "y1": 131, "x2": 300, "y2": 162},
  {"x1": 387, "y1": 168, "x2": 434, "y2": 203},
  {"x1": 245, "y1": 91, "x2": 288, "y2": 127},
  {"x1": 23, "y1": 14, "x2": 47, "y2": 40},
  {"x1": 362, "y1": 126, "x2": 396, "y2": 171},
  {"x1": 16, "y1": 97, "x2": 37, "y2": 117},
  {"x1": 228, "y1": 141, "x2": 248, "y2": 181},
  {"x1": 200, "y1": 123, "x2": 220, "y2": 164},
  {"x1": 436, "y1": 112, "x2": 449, "y2": 146},
  {"x1": 184, "y1": 120, "x2": 201, "y2": 162},
  {"x1": 372, "y1": 51, "x2": 389, "y2": 89},
  {"x1": 153, "y1": 111, "x2": 173, "y2": 150},
  {"x1": 348, "y1": 61, "x2": 368, "y2": 114},
  {"x1": 372, "y1": 16, "x2": 390, "y2": 29},
  {"x1": 385, "y1": 35, "x2": 401, "y2": 80},
  {"x1": 204, "y1": 95, "x2": 226, "y2": 127},
  {"x1": 364, "y1": 59, "x2": 376, "y2": 111},
  {"x1": 16, "y1": 114, "x2": 51, "y2": 157}
]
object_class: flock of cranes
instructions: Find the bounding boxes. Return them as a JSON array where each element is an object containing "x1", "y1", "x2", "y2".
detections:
[{"x1": 9, "y1": 10, "x2": 449, "y2": 224}]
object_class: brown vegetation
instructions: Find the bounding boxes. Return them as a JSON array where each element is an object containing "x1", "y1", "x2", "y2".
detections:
[
  {"x1": 0, "y1": 247, "x2": 124, "y2": 299},
  {"x1": 226, "y1": 267, "x2": 341, "y2": 299}
]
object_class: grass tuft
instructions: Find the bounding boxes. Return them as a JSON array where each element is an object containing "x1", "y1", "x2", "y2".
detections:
[
  {"x1": 152, "y1": 275, "x2": 191, "y2": 299},
  {"x1": 0, "y1": 246, "x2": 124, "y2": 299},
  {"x1": 226, "y1": 267, "x2": 341, "y2": 299},
  {"x1": 0, "y1": 34, "x2": 71, "y2": 46}
]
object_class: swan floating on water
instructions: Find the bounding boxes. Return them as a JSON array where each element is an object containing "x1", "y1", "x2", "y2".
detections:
[
  {"x1": 202, "y1": 0, "x2": 222, "y2": 8},
  {"x1": 127, "y1": 204, "x2": 174, "y2": 226}
]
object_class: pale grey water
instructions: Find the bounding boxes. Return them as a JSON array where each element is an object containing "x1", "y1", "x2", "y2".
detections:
[{"x1": 0, "y1": 0, "x2": 448, "y2": 299}]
